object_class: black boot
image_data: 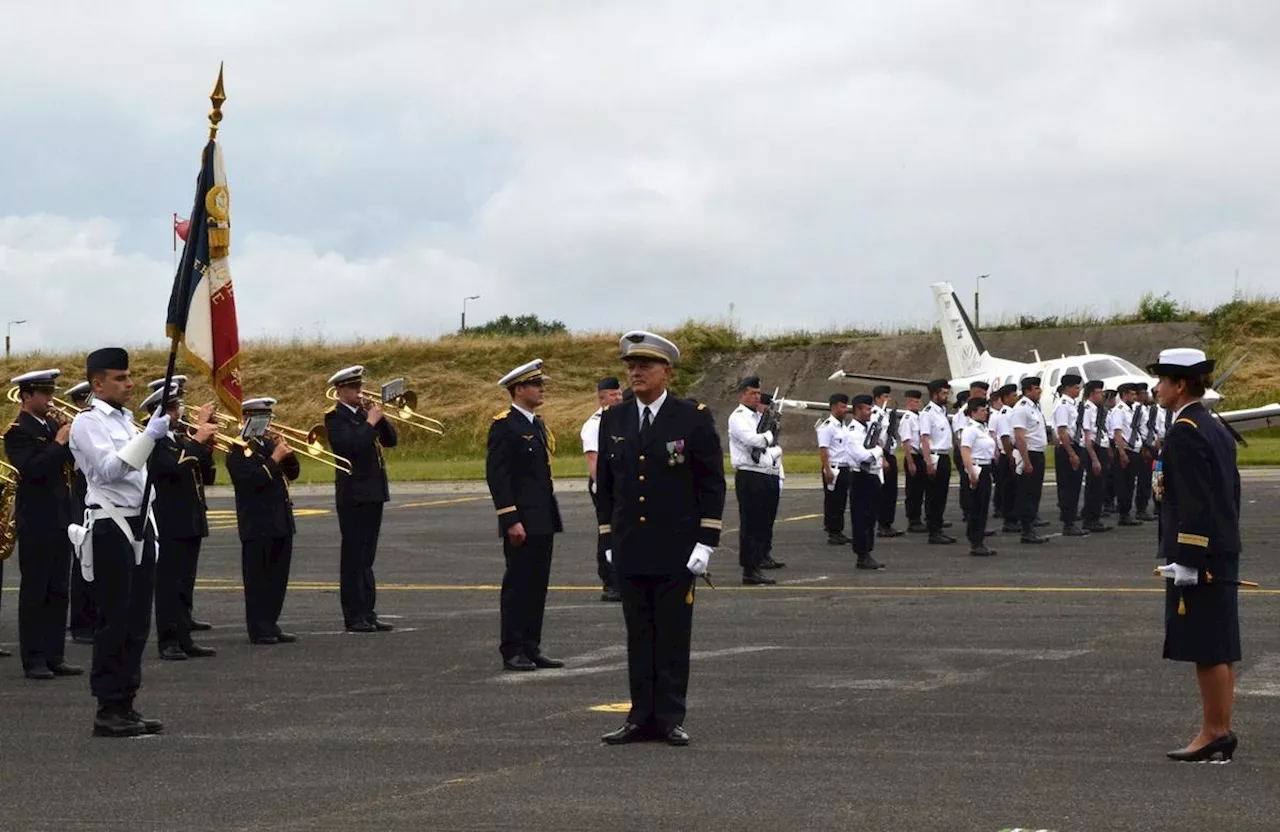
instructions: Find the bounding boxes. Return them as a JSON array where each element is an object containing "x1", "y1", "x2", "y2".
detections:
[{"x1": 93, "y1": 706, "x2": 146, "y2": 738}]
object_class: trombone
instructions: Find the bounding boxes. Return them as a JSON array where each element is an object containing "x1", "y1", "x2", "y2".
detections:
[
  {"x1": 199, "y1": 408, "x2": 353, "y2": 474},
  {"x1": 5, "y1": 386, "x2": 87, "y2": 425},
  {"x1": 324, "y1": 381, "x2": 444, "y2": 435}
]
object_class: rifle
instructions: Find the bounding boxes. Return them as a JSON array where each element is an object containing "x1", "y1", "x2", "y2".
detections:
[
  {"x1": 1143, "y1": 402, "x2": 1160, "y2": 451},
  {"x1": 1128, "y1": 403, "x2": 1144, "y2": 451},
  {"x1": 751, "y1": 387, "x2": 783, "y2": 464},
  {"x1": 884, "y1": 404, "x2": 902, "y2": 454},
  {"x1": 864, "y1": 409, "x2": 883, "y2": 449},
  {"x1": 1072, "y1": 397, "x2": 1085, "y2": 446}
]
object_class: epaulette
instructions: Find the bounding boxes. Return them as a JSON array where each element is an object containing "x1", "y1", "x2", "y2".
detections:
[
  {"x1": 697, "y1": 403, "x2": 707, "y2": 411},
  {"x1": 325, "y1": 405, "x2": 337, "y2": 414},
  {"x1": 493, "y1": 409, "x2": 510, "y2": 421},
  {"x1": 1175, "y1": 418, "x2": 1198, "y2": 428}
]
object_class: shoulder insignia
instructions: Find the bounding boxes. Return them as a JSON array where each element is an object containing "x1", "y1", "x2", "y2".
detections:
[
  {"x1": 493, "y1": 409, "x2": 510, "y2": 421},
  {"x1": 325, "y1": 405, "x2": 337, "y2": 414},
  {"x1": 697, "y1": 403, "x2": 707, "y2": 411},
  {"x1": 1175, "y1": 418, "x2": 1198, "y2": 428}
]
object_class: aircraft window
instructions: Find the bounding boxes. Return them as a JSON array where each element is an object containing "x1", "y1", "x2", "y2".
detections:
[
  {"x1": 1049, "y1": 369, "x2": 1060, "y2": 387},
  {"x1": 1065, "y1": 366, "x2": 1081, "y2": 379},
  {"x1": 1083, "y1": 358, "x2": 1125, "y2": 379},
  {"x1": 1113, "y1": 357, "x2": 1146, "y2": 376}
]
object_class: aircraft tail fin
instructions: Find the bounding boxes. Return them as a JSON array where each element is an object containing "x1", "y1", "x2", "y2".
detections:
[{"x1": 931, "y1": 282, "x2": 992, "y2": 379}]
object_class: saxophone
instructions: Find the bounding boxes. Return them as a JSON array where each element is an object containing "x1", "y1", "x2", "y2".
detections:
[{"x1": 0, "y1": 459, "x2": 17, "y2": 561}]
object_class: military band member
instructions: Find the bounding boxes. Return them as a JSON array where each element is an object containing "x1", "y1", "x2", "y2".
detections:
[
  {"x1": 845, "y1": 394, "x2": 885, "y2": 570},
  {"x1": 4, "y1": 369, "x2": 82, "y2": 680},
  {"x1": 1052, "y1": 373, "x2": 1089, "y2": 537},
  {"x1": 899, "y1": 390, "x2": 926, "y2": 533},
  {"x1": 325, "y1": 365, "x2": 398, "y2": 633},
  {"x1": 1150, "y1": 348, "x2": 1242, "y2": 763},
  {"x1": 598, "y1": 332, "x2": 725, "y2": 747},
  {"x1": 991, "y1": 383, "x2": 1019, "y2": 529},
  {"x1": 227, "y1": 398, "x2": 300, "y2": 645},
  {"x1": 919, "y1": 379, "x2": 954, "y2": 544},
  {"x1": 1109, "y1": 383, "x2": 1142, "y2": 526},
  {"x1": 64, "y1": 380, "x2": 97, "y2": 644},
  {"x1": 68, "y1": 348, "x2": 166, "y2": 737},
  {"x1": 1011, "y1": 376, "x2": 1049, "y2": 544},
  {"x1": 959, "y1": 397, "x2": 997, "y2": 556},
  {"x1": 1079, "y1": 380, "x2": 1113, "y2": 533},
  {"x1": 142, "y1": 383, "x2": 218, "y2": 660},
  {"x1": 583, "y1": 376, "x2": 624, "y2": 602},
  {"x1": 871, "y1": 386, "x2": 903, "y2": 538},
  {"x1": 817, "y1": 394, "x2": 852, "y2": 545},
  {"x1": 485, "y1": 359, "x2": 564, "y2": 672},
  {"x1": 1133, "y1": 382, "x2": 1157, "y2": 522}
]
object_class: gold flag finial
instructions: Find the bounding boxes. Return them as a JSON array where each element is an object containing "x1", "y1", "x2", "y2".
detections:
[{"x1": 208, "y1": 63, "x2": 226, "y2": 140}]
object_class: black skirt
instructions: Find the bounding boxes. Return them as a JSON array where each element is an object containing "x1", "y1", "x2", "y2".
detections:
[{"x1": 1163, "y1": 552, "x2": 1242, "y2": 665}]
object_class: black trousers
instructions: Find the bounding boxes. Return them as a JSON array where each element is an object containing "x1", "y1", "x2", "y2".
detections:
[
  {"x1": 90, "y1": 517, "x2": 156, "y2": 708},
  {"x1": 823, "y1": 468, "x2": 851, "y2": 533},
  {"x1": 589, "y1": 480, "x2": 617, "y2": 588},
  {"x1": 992, "y1": 456, "x2": 1005, "y2": 518},
  {"x1": 618, "y1": 572, "x2": 695, "y2": 734},
  {"x1": 241, "y1": 536, "x2": 293, "y2": 641},
  {"x1": 1054, "y1": 445, "x2": 1085, "y2": 526},
  {"x1": 155, "y1": 537, "x2": 202, "y2": 651},
  {"x1": 925, "y1": 452, "x2": 952, "y2": 534},
  {"x1": 1016, "y1": 451, "x2": 1047, "y2": 533},
  {"x1": 954, "y1": 447, "x2": 971, "y2": 521},
  {"x1": 966, "y1": 464, "x2": 993, "y2": 547},
  {"x1": 1083, "y1": 448, "x2": 1111, "y2": 523},
  {"x1": 338, "y1": 502, "x2": 385, "y2": 627},
  {"x1": 1000, "y1": 456, "x2": 1018, "y2": 521},
  {"x1": 849, "y1": 471, "x2": 879, "y2": 556},
  {"x1": 1113, "y1": 449, "x2": 1138, "y2": 516},
  {"x1": 17, "y1": 531, "x2": 71, "y2": 671},
  {"x1": 1135, "y1": 451, "x2": 1153, "y2": 513},
  {"x1": 904, "y1": 454, "x2": 925, "y2": 525},
  {"x1": 736, "y1": 470, "x2": 779, "y2": 571},
  {"x1": 499, "y1": 532, "x2": 554, "y2": 661},
  {"x1": 878, "y1": 454, "x2": 899, "y2": 528},
  {"x1": 69, "y1": 559, "x2": 98, "y2": 638}
]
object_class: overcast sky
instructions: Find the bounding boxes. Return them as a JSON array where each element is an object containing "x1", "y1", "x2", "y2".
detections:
[{"x1": 2, "y1": 1, "x2": 1277, "y2": 353}]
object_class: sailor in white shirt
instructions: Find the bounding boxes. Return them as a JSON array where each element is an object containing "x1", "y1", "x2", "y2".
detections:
[
  {"x1": 989, "y1": 383, "x2": 1019, "y2": 526},
  {"x1": 582, "y1": 377, "x2": 623, "y2": 601},
  {"x1": 959, "y1": 396, "x2": 998, "y2": 556},
  {"x1": 870, "y1": 385, "x2": 904, "y2": 537},
  {"x1": 919, "y1": 379, "x2": 955, "y2": 543},
  {"x1": 1051, "y1": 373, "x2": 1089, "y2": 536},
  {"x1": 728, "y1": 377, "x2": 783, "y2": 583},
  {"x1": 951, "y1": 391, "x2": 972, "y2": 524},
  {"x1": 898, "y1": 389, "x2": 927, "y2": 532},
  {"x1": 817, "y1": 394, "x2": 852, "y2": 545},
  {"x1": 67, "y1": 348, "x2": 170, "y2": 738},
  {"x1": 1108, "y1": 382, "x2": 1142, "y2": 525},
  {"x1": 1010, "y1": 376, "x2": 1050, "y2": 543},
  {"x1": 1079, "y1": 380, "x2": 1113, "y2": 532},
  {"x1": 1133, "y1": 382, "x2": 1157, "y2": 521},
  {"x1": 844, "y1": 394, "x2": 886, "y2": 569}
]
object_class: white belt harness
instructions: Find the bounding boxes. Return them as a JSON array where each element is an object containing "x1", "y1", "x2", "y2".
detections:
[{"x1": 67, "y1": 506, "x2": 156, "y2": 582}]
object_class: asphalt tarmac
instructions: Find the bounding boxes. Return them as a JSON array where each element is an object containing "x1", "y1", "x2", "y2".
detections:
[{"x1": 1, "y1": 479, "x2": 1278, "y2": 831}]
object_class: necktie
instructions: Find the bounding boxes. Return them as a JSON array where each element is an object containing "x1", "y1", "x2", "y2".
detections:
[{"x1": 640, "y1": 406, "x2": 652, "y2": 443}]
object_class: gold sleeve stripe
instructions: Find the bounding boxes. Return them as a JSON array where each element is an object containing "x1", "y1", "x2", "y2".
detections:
[
  {"x1": 598, "y1": 524, "x2": 611, "y2": 534},
  {"x1": 1177, "y1": 532, "x2": 1209, "y2": 548},
  {"x1": 261, "y1": 465, "x2": 273, "y2": 480},
  {"x1": 496, "y1": 506, "x2": 517, "y2": 516},
  {"x1": 700, "y1": 518, "x2": 723, "y2": 530},
  {"x1": 1175, "y1": 418, "x2": 1198, "y2": 428}
]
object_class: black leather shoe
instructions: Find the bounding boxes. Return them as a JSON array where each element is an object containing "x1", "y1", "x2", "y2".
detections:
[
  {"x1": 274, "y1": 632, "x2": 298, "y2": 644},
  {"x1": 759, "y1": 557, "x2": 786, "y2": 569},
  {"x1": 345, "y1": 622, "x2": 376, "y2": 634},
  {"x1": 1002, "y1": 523, "x2": 1020, "y2": 534},
  {"x1": 984, "y1": 530, "x2": 998, "y2": 537},
  {"x1": 1166, "y1": 732, "x2": 1236, "y2": 762},
  {"x1": 372, "y1": 620, "x2": 394, "y2": 632},
  {"x1": 49, "y1": 662, "x2": 85, "y2": 676},
  {"x1": 970, "y1": 546, "x2": 997, "y2": 557},
  {"x1": 1137, "y1": 511, "x2": 1157, "y2": 522},
  {"x1": 742, "y1": 570, "x2": 776, "y2": 586},
  {"x1": 826, "y1": 533, "x2": 850, "y2": 545},
  {"x1": 190, "y1": 619, "x2": 213, "y2": 632},
  {"x1": 876, "y1": 526, "x2": 905, "y2": 538},
  {"x1": 1062, "y1": 524, "x2": 1091, "y2": 537},
  {"x1": 856, "y1": 555, "x2": 884, "y2": 570},
  {"x1": 93, "y1": 709, "x2": 146, "y2": 738},
  {"x1": 1020, "y1": 533, "x2": 1049, "y2": 544},
  {"x1": 927, "y1": 533, "x2": 955, "y2": 545},
  {"x1": 907, "y1": 523, "x2": 928, "y2": 534},
  {"x1": 159, "y1": 645, "x2": 189, "y2": 661},
  {"x1": 602, "y1": 722, "x2": 649, "y2": 745},
  {"x1": 126, "y1": 710, "x2": 165, "y2": 735},
  {"x1": 664, "y1": 726, "x2": 690, "y2": 746},
  {"x1": 183, "y1": 644, "x2": 218, "y2": 658},
  {"x1": 601, "y1": 587, "x2": 622, "y2": 602},
  {"x1": 250, "y1": 635, "x2": 279, "y2": 645},
  {"x1": 530, "y1": 654, "x2": 565, "y2": 669},
  {"x1": 1083, "y1": 522, "x2": 1113, "y2": 533},
  {"x1": 1118, "y1": 515, "x2": 1143, "y2": 526},
  {"x1": 25, "y1": 667, "x2": 55, "y2": 680},
  {"x1": 503, "y1": 655, "x2": 537, "y2": 671},
  {"x1": 1033, "y1": 519, "x2": 1050, "y2": 528},
  {"x1": 942, "y1": 521, "x2": 953, "y2": 528},
  {"x1": 70, "y1": 632, "x2": 94, "y2": 645}
]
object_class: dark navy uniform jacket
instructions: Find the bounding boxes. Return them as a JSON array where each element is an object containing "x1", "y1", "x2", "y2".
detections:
[
  {"x1": 595, "y1": 395, "x2": 726, "y2": 578},
  {"x1": 3, "y1": 411, "x2": 74, "y2": 534},
  {"x1": 485, "y1": 408, "x2": 562, "y2": 538},
  {"x1": 325, "y1": 404, "x2": 397, "y2": 507},
  {"x1": 226, "y1": 437, "x2": 300, "y2": 542},
  {"x1": 1159, "y1": 401, "x2": 1241, "y2": 567},
  {"x1": 148, "y1": 434, "x2": 216, "y2": 540}
]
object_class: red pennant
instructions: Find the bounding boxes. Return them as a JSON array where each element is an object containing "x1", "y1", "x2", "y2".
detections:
[{"x1": 175, "y1": 216, "x2": 190, "y2": 242}]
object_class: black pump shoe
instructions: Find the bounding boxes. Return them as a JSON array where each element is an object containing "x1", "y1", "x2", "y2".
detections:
[{"x1": 1166, "y1": 732, "x2": 1237, "y2": 763}]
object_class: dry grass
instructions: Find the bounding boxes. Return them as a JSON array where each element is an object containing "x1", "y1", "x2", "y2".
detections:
[{"x1": 1205, "y1": 297, "x2": 1280, "y2": 409}]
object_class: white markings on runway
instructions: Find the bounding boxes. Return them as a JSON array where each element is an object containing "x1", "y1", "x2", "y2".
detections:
[
  {"x1": 812, "y1": 647, "x2": 1091, "y2": 693},
  {"x1": 1238, "y1": 653, "x2": 1280, "y2": 697},
  {"x1": 492, "y1": 645, "x2": 781, "y2": 684},
  {"x1": 777, "y1": 576, "x2": 830, "y2": 585}
]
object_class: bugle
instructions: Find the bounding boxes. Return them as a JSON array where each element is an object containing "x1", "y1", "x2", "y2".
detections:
[
  {"x1": 265, "y1": 420, "x2": 353, "y2": 474},
  {"x1": 324, "y1": 382, "x2": 444, "y2": 435}
]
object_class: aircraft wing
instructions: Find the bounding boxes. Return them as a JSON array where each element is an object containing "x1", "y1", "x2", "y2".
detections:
[
  {"x1": 1213, "y1": 404, "x2": 1280, "y2": 434},
  {"x1": 828, "y1": 369, "x2": 930, "y2": 385},
  {"x1": 777, "y1": 398, "x2": 830, "y2": 412}
]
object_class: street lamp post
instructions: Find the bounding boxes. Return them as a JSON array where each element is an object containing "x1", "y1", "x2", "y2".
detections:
[
  {"x1": 461, "y1": 295, "x2": 481, "y2": 333},
  {"x1": 6, "y1": 319, "x2": 26, "y2": 361},
  {"x1": 974, "y1": 275, "x2": 988, "y2": 330}
]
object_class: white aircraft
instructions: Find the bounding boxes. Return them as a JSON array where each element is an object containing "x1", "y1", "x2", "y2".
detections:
[{"x1": 783, "y1": 281, "x2": 1280, "y2": 439}]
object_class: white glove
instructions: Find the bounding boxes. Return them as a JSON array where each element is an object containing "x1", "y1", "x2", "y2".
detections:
[
  {"x1": 761, "y1": 430, "x2": 774, "y2": 445},
  {"x1": 686, "y1": 542, "x2": 712, "y2": 576},
  {"x1": 765, "y1": 446, "x2": 783, "y2": 463},
  {"x1": 604, "y1": 549, "x2": 612, "y2": 564},
  {"x1": 144, "y1": 410, "x2": 171, "y2": 440},
  {"x1": 1156, "y1": 563, "x2": 1199, "y2": 587},
  {"x1": 588, "y1": 479, "x2": 596, "y2": 496}
]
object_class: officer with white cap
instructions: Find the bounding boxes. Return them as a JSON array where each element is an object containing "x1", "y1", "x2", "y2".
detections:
[
  {"x1": 597, "y1": 331, "x2": 725, "y2": 747},
  {"x1": 324, "y1": 365, "x2": 399, "y2": 633}
]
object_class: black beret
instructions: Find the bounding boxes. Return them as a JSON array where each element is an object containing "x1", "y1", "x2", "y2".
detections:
[
  {"x1": 926, "y1": 378, "x2": 950, "y2": 393},
  {"x1": 86, "y1": 347, "x2": 129, "y2": 373},
  {"x1": 996, "y1": 383, "x2": 1018, "y2": 397},
  {"x1": 966, "y1": 397, "x2": 988, "y2": 413},
  {"x1": 1083, "y1": 379, "x2": 1104, "y2": 392},
  {"x1": 1020, "y1": 376, "x2": 1041, "y2": 390},
  {"x1": 1134, "y1": 381, "x2": 1149, "y2": 392},
  {"x1": 1060, "y1": 374, "x2": 1082, "y2": 386},
  {"x1": 955, "y1": 391, "x2": 971, "y2": 405},
  {"x1": 829, "y1": 393, "x2": 849, "y2": 406},
  {"x1": 968, "y1": 381, "x2": 990, "y2": 390},
  {"x1": 872, "y1": 385, "x2": 891, "y2": 397},
  {"x1": 851, "y1": 394, "x2": 873, "y2": 407},
  {"x1": 738, "y1": 375, "x2": 761, "y2": 391},
  {"x1": 904, "y1": 389, "x2": 923, "y2": 399},
  {"x1": 1117, "y1": 382, "x2": 1135, "y2": 393},
  {"x1": 597, "y1": 376, "x2": 620, "y2": 391}
]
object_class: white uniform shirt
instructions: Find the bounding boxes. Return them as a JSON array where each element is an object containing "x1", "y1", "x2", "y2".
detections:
[
  {"x1": 1052, "y1": 394, "x2": 1084, "y2": 446},
  {"x1": 580, "y1": 407, "x2": 602, "y2": 454},
  {"x1": 991, "y1": 405, "x2": 1013, "y2": 454},
  {"x1": 817, "y1": 414, "x2": 851, "y2": 467},
  {"x1": 899, "y1": 409, "x2": 921, "y2": 454},
  {"x1": 960, "y1": 422, "x2": 997, "y2": 465},
  {"x1": 921, "y1": 401, "x2": 952, "y2": 453},
  {"x1": 845, "y1": 419, "x2": 880, "y2": 470},
  {"x1": 728, "y1": 404, "x2": 776, "y2": 474},
  {"x1": 635, "y1": 390, "x2": 668, "y2": 431},
  {"x1": 1108, "y1": 401, "x2": 1136, "y2": 450},
  {"x1": 69, "y1": 398, "x2": 148, "y2": 511},
  {"x1": 1154, "y1": 405, "x2": 1170, "y2": 442},
  {"x1": 952, "y1": 411, "x2": 969, "y2": 441},
  {"x1": 1010, "y1": 397, "x2": 1048, "y2": 452}
]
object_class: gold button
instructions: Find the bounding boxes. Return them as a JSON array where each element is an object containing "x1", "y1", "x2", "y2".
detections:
[
  {"x1": 639, "y1": 455, "x2": 645, "y2": 461},
  {"x1": 638, "y1": 475, "x2": 645, "y2": 482},
  {"x1": 640, "y1": 516, "x2": 646, "y2": 523},
  {"x1": 639, "y1": 496, "x2": 645, "y2": 503}
]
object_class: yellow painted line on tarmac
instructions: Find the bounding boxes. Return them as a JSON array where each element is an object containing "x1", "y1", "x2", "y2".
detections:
[
  {"x1": 176, "y1": 582, "x2": 1280, "y2": 595},
  {"x1": 394, "y1": 497, "x2": 483, "y2": 510},
  {"x1": 589, "y1": 702, "x2": 632, "y2": 713}
]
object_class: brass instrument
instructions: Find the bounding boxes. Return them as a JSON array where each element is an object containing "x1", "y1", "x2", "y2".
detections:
[
  {"x1": 0, "y1": 459, "x2": 16, "y2": 562},
  {"x1": 5, "y1": 386, "x2": 86, "y2": 425},
  {"x1": 177, "y1": 410, "x2": 253, "y2": 457},
  {"x1": 324, "y1": 382, "x2": 444, "y2": 435},
  {"x1": 200, "y1": 409, "x2": 352, "y2": 473}
]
